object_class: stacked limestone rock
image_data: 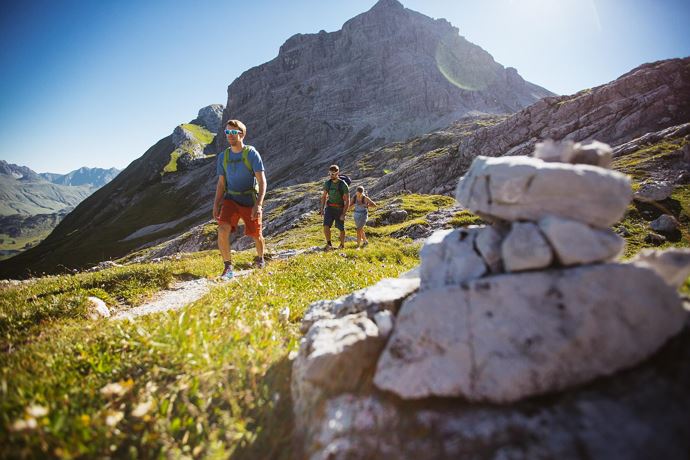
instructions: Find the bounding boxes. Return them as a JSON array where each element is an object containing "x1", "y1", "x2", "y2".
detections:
[
  {"x1": 375, "y1": 141, "x2": 689, "y2": 403},
  {"x1": 292, "y1": 140, "x2": 690, "y2": 459}
]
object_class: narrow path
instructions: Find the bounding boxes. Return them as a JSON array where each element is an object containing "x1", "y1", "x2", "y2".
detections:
[{"x1": 112, "y1": 248, "x2": 314, "y2": 320}]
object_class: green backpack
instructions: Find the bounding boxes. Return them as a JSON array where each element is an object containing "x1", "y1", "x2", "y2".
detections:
[{"x1": 223, "y1": 146, "x2": 259, "y2": 203}]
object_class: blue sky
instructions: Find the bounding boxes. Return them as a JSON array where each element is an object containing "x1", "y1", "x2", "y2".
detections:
[{"x1": 1, "y1": 0, "x2": 688, "y2": 174}]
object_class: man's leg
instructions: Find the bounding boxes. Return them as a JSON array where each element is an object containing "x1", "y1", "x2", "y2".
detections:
[
  {"x1": 323, "y1": 225, "x2": 332, "y2": 245},
  {"x1": 218, "y1": 223, "x2": 232, "y2": 262},
  {"x1": 339, "y1": 230, "x2": 345, "y2": 248},
  {"x1": 253, "y1": 234, "x2": 264, "y2": 258}
]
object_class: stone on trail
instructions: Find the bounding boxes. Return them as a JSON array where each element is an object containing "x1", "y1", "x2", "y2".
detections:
[
  {"x1": 501, "y1": 222, "x2": 553, "y2": 272},
  {"x1": 87, "y1": 296, "x2": 110, "y2": 320},
  {"x1": 374, "y1": 263, "x2": 687, "y2": 403},
  {"x1": 455, "y1": 156, "x2": 632, "y2": 228},
  {"x1": 539, "y1": 216, "x2": 625, "y2": 265}
]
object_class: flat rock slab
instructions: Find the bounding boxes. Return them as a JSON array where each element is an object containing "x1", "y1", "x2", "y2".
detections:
[
  {"x1": 374, "y1": 263, "x2": 686, "y2": 403},
  {"x1": 455, "y1": 156, "x2": 631, "y2": 228}
]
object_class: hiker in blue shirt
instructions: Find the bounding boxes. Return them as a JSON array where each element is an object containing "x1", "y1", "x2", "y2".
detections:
[
  {"x1": 319, "y1": 165, "x2": 350, "y2": 250},
  {"x1": 212, "y1": 119, "x2": 267, "y2": 279}
]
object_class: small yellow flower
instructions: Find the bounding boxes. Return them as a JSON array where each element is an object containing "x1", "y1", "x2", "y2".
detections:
[{"x1": 80, "y1": 414, "x2": 91, "y2": 425}]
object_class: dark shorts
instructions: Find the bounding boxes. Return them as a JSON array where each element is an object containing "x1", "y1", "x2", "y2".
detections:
[
  {"x1": 218, "y1": 199, "x2": 262, "y2": 238},
  {"x1": 323, "y1": 206, "x2": 345, "y2": 231}
]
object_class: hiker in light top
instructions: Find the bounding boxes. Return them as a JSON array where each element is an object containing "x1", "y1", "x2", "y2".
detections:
[
  {"x1": 348, "y1": 186, "x2": 377, "y2": 249},
  {"x1": 213, "y1": 119, "x2": 267, "y2": 280},
  {"x1": 319, "y1": 165, "x2": 350, "y2": 250}
]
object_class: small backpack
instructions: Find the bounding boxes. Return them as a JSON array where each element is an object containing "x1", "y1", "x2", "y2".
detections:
[
  {"x1": 223, "y1": 146, "x2": 259, "y2": 203},
  {"x1": 338, "y1": 174, "x2": 352, "y2": 186}
]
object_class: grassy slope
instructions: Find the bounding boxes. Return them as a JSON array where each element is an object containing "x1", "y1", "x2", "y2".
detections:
[{"x1": 0, "y1": 195, "x2": 447, "y2": 459}]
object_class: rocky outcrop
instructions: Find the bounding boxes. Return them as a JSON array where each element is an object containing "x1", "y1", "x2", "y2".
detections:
[
  {"x1": 372, "y1": 57, "x2": 690, "y2": 197},
  {"x1": 193, "y1": 104, "x2": 223, "y2": 132},
  {"x1": 216, "y1": 0, "x2": 552, "y2": 187},
  {"x1": 292, "y1": 142, "x2": 690, "y2": 458}
]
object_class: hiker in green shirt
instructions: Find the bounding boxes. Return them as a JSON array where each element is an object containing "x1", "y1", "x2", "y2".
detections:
[{"x1": 319, "y1": 165, "x2": 350, "y2": 250}]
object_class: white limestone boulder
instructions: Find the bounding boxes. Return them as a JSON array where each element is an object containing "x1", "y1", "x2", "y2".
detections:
[
  {"x1": 374, "y1": 263, "x2": 686, "y2": 403},
  {"x1": 420, "y1": 228, "x2": 487, "y2": 290},
  {"x1": 455, "y1": 156, "x2": 632, "y2": 228},
  {"x1": 301, "y1": 277, "x2": 420, "y2": 332},
  {"x1": 295, "y1": 313, "x2": 384, "y2": 394},
  {"x1": 501, "y1": 222, "x2": 553, "y2": 272},
  {"x1": 539, "y1": 216, "x2": 625, "y2": 265}
]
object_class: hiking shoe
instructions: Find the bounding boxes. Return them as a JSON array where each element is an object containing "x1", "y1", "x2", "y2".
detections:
[
  {"x1": 254, "y1": 256, "x2": 266, "y2": 269},
  {"x1": 363, "y1": 240, "x2": 369, "y2": 247},
  {"x1": 324, "y1": 243, "x2": 334, "y2": 251},
  {"x1": 219, "y1": 266, "x2": 234, "y2": 280},
  {"x1": 338, "y1": 244, "x2": 345, "y2": 249}
]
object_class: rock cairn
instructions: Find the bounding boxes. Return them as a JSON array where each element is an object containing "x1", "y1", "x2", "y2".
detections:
[{"x1": 292, "y1": 140, "x2": 690, "y2": 459}]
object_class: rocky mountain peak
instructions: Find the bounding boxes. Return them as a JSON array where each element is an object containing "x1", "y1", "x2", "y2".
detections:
[
  {"x1": 218, "y1": 1, "x2": 552, "y2": 187},
  {"x1": 371, "y1": 0, "x2": 404, "y2": 11},
  {"x1": 195, "y1": 104, "x2": 224, "y2": 132}
]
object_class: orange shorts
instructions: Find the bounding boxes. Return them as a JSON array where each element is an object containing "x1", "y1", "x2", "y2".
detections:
[{"x1": 218, "y1": 199, "x2": 262, "y2": 238}]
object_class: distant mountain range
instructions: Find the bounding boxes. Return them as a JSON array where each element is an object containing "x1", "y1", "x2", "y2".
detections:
[
  {"x1": 0, "y1": 161, "x2": 120, "y2": 260},
  {"x1": 0, "y1": 160, "x2": 120, "y2": 216},
  {"x1": 40, "y1": 167, "x2": 120, "y2": 187}
]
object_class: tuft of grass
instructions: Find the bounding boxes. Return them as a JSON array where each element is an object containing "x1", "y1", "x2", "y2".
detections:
[
  {"x1": 448, "y1": 210, "x2": 484, "y2": 228},
  {"x1": 181, "y1": 124, "x2": 214, "y2": 145}
]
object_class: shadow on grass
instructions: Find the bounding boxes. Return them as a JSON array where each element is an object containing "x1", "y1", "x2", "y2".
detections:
[{"x1": 232, "y1": 355, "x2": 297, "y2": 460}]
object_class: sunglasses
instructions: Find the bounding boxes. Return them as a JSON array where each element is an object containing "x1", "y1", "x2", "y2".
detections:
[{"x1": 225, "y1": 129, "x2": 242, "y2": 135}]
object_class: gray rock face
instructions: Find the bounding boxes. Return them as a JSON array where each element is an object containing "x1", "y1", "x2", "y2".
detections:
[
  {"x1": 373, "y1": 58, "x2": 690, "y2": 199},
  {"x1": 195, "y1": 104, "x2": 223, "y2": 132},
  {"x1": 216, "y1": 0, "x2": 552, "y2": 187},
  {"x1": 456, "y1": 156, "x2": 632, "y2": 228},
  {"x1": 501, "y1": 222, "x2": 553, "y2": 272},
  {"x1": 539, "y1": 216, "x2": 625, "y2": 266},
  {"x1": 650, "y1": 214, "x2": 680, "y2": 234},
  {"x1": 419, "y1": 228, "x2": 486, "y2": 290},
  {"x1": 374, "y1": 263, "x2": 686, "y2": 403}
]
